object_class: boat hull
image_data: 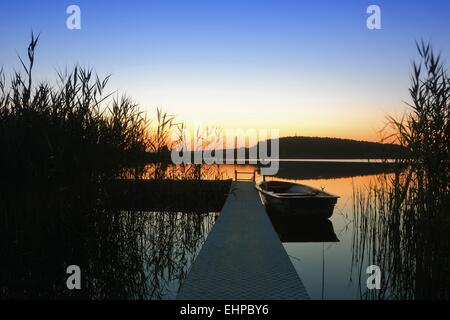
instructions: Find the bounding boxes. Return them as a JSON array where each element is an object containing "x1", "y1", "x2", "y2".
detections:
[{"x1": 256, "y1": 181, "x2": 338, "y2": 218}]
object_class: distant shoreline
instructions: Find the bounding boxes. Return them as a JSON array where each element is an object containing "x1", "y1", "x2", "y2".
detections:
[
  {"x1": 152, "y1": 136, "x2": 407, "y2": 163},
  {"x1": 203, "y1": 158, "x2": 397, "y2": 163}
]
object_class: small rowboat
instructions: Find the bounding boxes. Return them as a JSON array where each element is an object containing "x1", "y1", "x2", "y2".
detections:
[{"x1": 255, "y1": 180, "x2": 339, "y2": 218}]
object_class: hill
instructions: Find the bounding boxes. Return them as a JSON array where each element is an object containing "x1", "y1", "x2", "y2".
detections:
[
  {"x1": 151, "y1": 136, "x2": 407, "y2": 163},
  {"x1": 256, "y1": 136, "x2": 406, "y2": 159}
]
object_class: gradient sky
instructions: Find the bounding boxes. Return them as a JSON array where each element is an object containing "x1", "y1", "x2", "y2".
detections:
[{"x1": 1, "y1": 0, "x2": 449, "y2": 141}]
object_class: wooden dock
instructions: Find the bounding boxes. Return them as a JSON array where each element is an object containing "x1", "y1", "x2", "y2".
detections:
[{"x1": 176, "y1": 181, "x2": 309, "y2": 300}]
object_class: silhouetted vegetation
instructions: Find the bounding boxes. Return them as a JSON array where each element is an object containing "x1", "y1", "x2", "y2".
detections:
[
  {"x1": 351, "y1": 42, "x2": 450, "y2": 299},
  {"x1": 0, "y1": 35, "x2": 227, "y2": 299}
]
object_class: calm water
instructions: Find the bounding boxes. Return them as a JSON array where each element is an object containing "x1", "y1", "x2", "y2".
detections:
[
  {"x1": 275, "y1": 175, "x2": 377, "y2": 300},
  {"x1": 212, "y1": 163, "x2": 392, "y2": 299},
  {"x1": 140, "y1": 211, "x2": 219, "y2": 299},
  {"x1": 2, "y1": 160, "x2": 440, "y2": 299},
  {"x1": 149, "y1": 162, "x2": 391, "y2": 300},
  {"x1": 105, "y1": 161, "x2": 447, "y2": 299}
]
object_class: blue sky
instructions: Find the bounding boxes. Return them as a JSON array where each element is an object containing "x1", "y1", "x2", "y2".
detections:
[{"x1": 1, "y1": 0, "x2": 449, "y2": 140}]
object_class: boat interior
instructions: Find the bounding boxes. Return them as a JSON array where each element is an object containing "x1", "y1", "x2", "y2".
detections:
[{"x1": 259, "y1": 181, "x2": 319, "y2": 196}]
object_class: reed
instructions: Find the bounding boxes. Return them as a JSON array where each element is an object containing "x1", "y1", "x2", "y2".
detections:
[
  {"x1": 0, "y1": 34, "x2": 225, "y2": 299},
  {"x1": 352, "y1": 42, "x2": 450, "y2": 299}
]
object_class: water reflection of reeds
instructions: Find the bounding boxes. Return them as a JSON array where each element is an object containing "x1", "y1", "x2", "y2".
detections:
[
  {"x1": 122, "y1": 212, "x2": 217, "y2": 299},
  {"x1": 1, "y1": 207, "x2": 217, "y2": 299},
  {"x1": 351, "y1": 172, "x2": 449, "y2": 300}
]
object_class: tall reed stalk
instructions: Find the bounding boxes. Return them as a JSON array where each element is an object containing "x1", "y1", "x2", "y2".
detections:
[{"x1": 352, "y1": 42, "x2": 450, "y2": 299}]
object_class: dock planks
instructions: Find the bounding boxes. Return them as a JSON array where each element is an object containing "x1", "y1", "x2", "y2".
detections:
[{"x1": 176, "y1": 181, "x2": 309, "y2": 300}]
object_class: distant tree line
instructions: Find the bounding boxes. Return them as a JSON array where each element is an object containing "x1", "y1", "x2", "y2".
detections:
[
  {"x1": 261, "y1": 136, "x2": 407, "y2": 159},
  {"x1": 156, "y1": 136, "x2": 407, "y2": 164}
]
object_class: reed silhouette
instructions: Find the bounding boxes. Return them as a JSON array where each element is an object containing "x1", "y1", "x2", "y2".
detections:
[
  {"x1": 351, "y1": 42, "x2": 450, "y2": 299},
  {"x1": 0, "y1": 35, "x2": 226, "y2": 299}
]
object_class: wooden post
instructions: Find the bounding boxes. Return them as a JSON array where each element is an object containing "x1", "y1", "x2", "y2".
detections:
[{"x1": 234, "y1": 136, "x2": 237, "y2": 181}]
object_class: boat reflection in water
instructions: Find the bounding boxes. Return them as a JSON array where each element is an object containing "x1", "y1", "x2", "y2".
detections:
[
  {"x1": 267, "y1": 213, "x2": 339, "y2": 243},
  {"x1": 256, "y1": 180, "x2": 339, "y2": 243}
]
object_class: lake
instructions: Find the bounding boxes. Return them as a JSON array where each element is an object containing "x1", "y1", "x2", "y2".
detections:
[
  {"x1": 137, "y1": 211, "x2": 219, "y2": 299},
  {"x1": 0, "y1": 160, "x2": 415, "y2": 299},
  {"x1": 216, "y1": 163, "x2": 389, "y2": 299},
  {"x1": 140, "y1": 160, "x2": 397, "y2": 300},
  {"x1": 276, "y1": 175, "x2": 379, "y2": 300}
]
